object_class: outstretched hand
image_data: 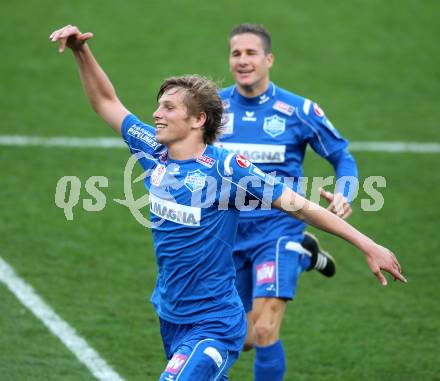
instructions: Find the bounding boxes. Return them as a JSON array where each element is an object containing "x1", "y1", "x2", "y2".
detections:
[
  {"x1": 49, "y1": 25, "x2": 93, "y2": 53},
  {"x1": 364, "y1": 243, "x2": 407, "y2": 286},
  {"x1": 319, "y1": 188, "x2": 352, "y2": 219}
]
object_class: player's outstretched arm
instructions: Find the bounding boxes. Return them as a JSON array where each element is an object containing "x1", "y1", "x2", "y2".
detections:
[
  {"x1": 49, "y1": 25, "x2": 129, "y2": 134},
  {"x1": 272, "y1": 187, "x2": 407, "y2": 286}
]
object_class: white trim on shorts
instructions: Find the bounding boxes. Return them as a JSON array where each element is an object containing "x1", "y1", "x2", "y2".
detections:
[
  {"x1": 275, "y1": 236, "x2": 289, "y2": 297},
  {"x1": 174, "y1": 338, "x2": 229, "y2": 381}
]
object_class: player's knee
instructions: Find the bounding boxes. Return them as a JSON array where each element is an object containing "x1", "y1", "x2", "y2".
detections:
[{"x1": 253, "y1": 321, "x2": 276, "y2": 345}]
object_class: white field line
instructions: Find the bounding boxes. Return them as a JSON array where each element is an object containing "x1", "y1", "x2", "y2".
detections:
[
  {"x1": 349, "y1": 141, "x2": 440, "y2": 153},
  {"x1": 0, "y1": 256, "x2": 125, "y2": 381},
  {"x1": 0, "y1": 135, "x2": 439, "y2": 153}
]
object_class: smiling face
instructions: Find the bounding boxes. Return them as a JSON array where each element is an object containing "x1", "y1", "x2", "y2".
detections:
[
  {"x1": 153, "y1": 87, "x2": 195, "y2": 146},
  {"x1": 229, "y1": 33, "x2": 274, "y2": 97}
]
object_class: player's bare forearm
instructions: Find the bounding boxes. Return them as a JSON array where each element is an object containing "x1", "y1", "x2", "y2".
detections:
[
  {"x1": 272, "y1": 187, "x2": 406, "y2": 285},
  {"x1": 273, "y1": 187, "x2": 366, "y2": 245},
  {"x1": 73, "y1": 44, "x2": 117, "y2": 110},
  {"x1": 50, "y1": 25, "x2": 129, "y2": 134},
  {"x1": 72, "y1": 44, "x2": 129, "y2": 133}
]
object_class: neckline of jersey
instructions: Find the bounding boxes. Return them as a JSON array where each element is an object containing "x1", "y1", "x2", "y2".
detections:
[
  {"x1": 230, "y1": 82, "x2": 276, "y2": 106},
  {"x1": 166, "y1": 144, "x2": 209, "y2": 164}
]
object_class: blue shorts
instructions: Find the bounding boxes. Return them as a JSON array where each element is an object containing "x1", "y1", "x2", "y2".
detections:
[
  {"x1": 158, "y1": 311, "x2": 246, "y2": 381},
  {"x1": 233, "y1": 213, "x2": 310, "y2": 312}
]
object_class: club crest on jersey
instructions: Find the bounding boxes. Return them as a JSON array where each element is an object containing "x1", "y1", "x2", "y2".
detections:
[
  {"x1": 151, "y1": 164, "x2": 166, "y2": 186},
  {"x1": 221, "y1": 113, "x2": 234, "y2": 135},
  {"x1": 196, "y1": 154, "x2": 216, "y2": 168},
  {"x1": 165, "y1": 353, "x2": 188, "y2": 375},
  {"x1": 256, "y1": 261, "x2": 276, "y2": 285},
  {"x1": 273, "y1": 100, "x2": 295, "y2": 116},
  {"x1": 263, "y1": 115, "x2": 286, "y2": 138},
  {"x1": 236, "y1": 154, "x2": 251, "y2": 168},
  {"x1": 313, "y1": 103, "x2": 325, "y2": 117},
  {"x1": 184, "y1": 169, "x2": 207, "y2": 192},
  {"x1": 222, "y1": 99, "x2": 230, "y2": 109}
]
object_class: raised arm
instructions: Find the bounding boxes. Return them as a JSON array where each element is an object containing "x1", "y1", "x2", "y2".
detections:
[
  {"x1": 49, "y1": 25, "x2": 129, "y2": 134},
  {"x1": 272, "y1": 186, "x2": 406, "y2": 286}
]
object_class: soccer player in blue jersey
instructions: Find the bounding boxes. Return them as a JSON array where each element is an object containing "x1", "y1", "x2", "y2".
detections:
[
  {"x1": 50, "y1": 25, "x2": 406, "y2": 381},
  {"x1": 215, "y1": 23, "x2": 359, "y2": 380}
]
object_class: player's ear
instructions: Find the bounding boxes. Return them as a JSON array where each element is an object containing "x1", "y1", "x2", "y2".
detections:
[
  {"x1": 192, "y1": 112, "x2": 207, "y2": 130},
  {"x1": 266, "y1": 53, "x2": 274, "y2": 69}
]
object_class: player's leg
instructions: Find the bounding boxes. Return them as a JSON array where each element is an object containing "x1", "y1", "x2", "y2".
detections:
[
  {"x1": 159, "y1": 338, "x2": 238, "y2": 381},
  {"x1": 158, "y1": 313, "x2": 246, "y2": 381},
  {"x1": 302, "y1": 232, "x2": 336, "y2": 276},
  {"x1": 250, "y1": 235, "x2": 310, "y2": 381},
  {"x1": 252, "y1": 297, "x2": 287, "y2": 381},
  {"x1": 252, "y1": 297, "x2": 286, "y2": 346},
  {"x1": 243, "y1": 309, "x2": 255, "y2": 351},
  {"x1": 232, "y1": 247, "x2": 255, "y2": 352}
]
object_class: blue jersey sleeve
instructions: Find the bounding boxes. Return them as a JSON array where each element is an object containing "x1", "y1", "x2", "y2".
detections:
[
  {"x1": 217, "y1": 151, "x2": 285, "y2": 210},
  {"x1": 121, "y1": 114, "x2": 164, "y2": 156},
  {"x1": 327, "y1": 149, "x2": 359, "y2": 201},
  {"x1": 120, "y1": 114, "x2": 165, "y2": 170},
  {"x1": 297, "y1": 100, "x2": 349, "y2": 158}
]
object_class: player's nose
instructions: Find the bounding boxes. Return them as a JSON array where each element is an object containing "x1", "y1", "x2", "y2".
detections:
[
  {"x1": 238, "y1": 55, "x2": 248, "y2": 65},
  {"x1": 153, "y1": 108, "x2": 162, "y2": 120}
]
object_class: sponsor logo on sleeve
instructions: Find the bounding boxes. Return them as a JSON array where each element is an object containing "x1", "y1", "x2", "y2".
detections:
[
  {"x1": 256, "y1": 261, "x2": 276, "y2": 285},
  {"x1": 236, "y1": 154, "x2": 251, "y2": 168},
  {"x1": 326, "y1": 118, "x2": 335, "y2": 130},
  {"x1": 263, "y1": 115, "x2": 286, "y2": 138},
  {"x1": 249, "y1": 165, "x2": 275, "y2": 186},
  {"x1": 323, "y1": 118, "x2": 341, "y2": 138},
  {"x1": 249, "y1": 165, "x2": 275, "y2": 185},
  {"x1": 151, "y1": 164, "x2": 166, "y2": 186},
  {"x1": 313, "y1": 103, "x2": 325, "y2": 117},
  {"x1": 149, "y1": 194, "x2": 201, "y2": 226},
  {"x1": 196, "y1": 154, "x2": 216, "y2": 168},
  {"x1": 165, "y1": 353, "x2": 188, "y2": 375},
  {"x1": 221, "y1": 113, "x2": 234, "y2": 135},
  {"x1": 249, "y1": 165, "x2": 266, "y2": 180},
  {"x1": 184, "y1": 169, "x2": 207, "y2": 192},
  {"x1": 273, "y1": 100, "x2": 295, "y2": 116},
  {"x1": 127, "y1": 125, "x2": 161, "y2": 149}
]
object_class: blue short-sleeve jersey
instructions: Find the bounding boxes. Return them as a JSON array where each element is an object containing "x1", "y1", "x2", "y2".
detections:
[
  {"x1": 216, "y1": 83, "x2": 354, "y2": 218},
  {"x1": 121, "y1": 114, "x2": 284, "y2": 324}
]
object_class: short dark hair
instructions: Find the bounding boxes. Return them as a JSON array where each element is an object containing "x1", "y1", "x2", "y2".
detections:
[
  {"x1": 157, "y1": 75, "x2": 223, "y2": 145},
  {"x1": 229, "y1": 23, "x2": 272, "y2": 54}
]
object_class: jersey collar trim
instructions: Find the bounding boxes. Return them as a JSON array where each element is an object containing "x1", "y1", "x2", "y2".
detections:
[{"x1": 230, "y1": 82, "x2": 276, "y2": 106}]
